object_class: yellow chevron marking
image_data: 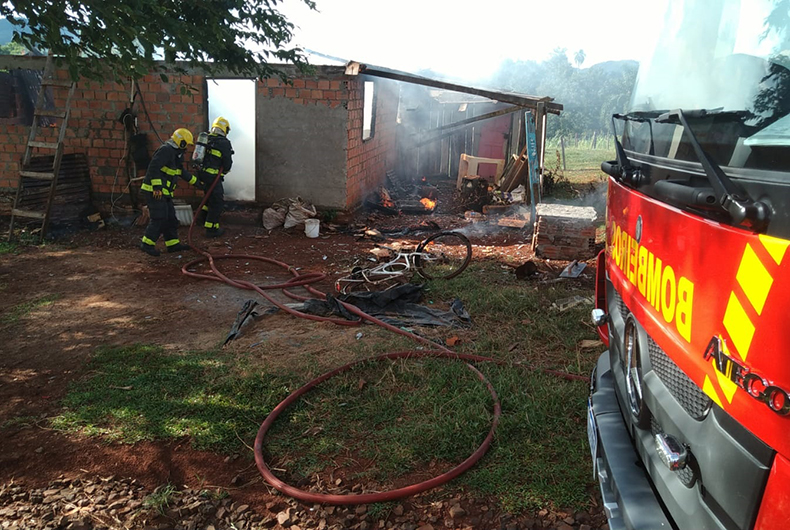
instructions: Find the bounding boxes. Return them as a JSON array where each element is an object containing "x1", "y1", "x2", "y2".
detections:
[
  {"x1": 712, "y1": 358, "x2": 739, "y2": 404},
  {"x1": 759, "y1": 234, "x2": 789, "y2": 265},
  {"x1": 736, "y1": 244, "x2": 773, "y2": 315},
  {"x1": 723, "y1": 293, "x2": 755, "y2": 361},
  {"x1": 703, "y1": 375, "x2": 724, "y2": 408}
]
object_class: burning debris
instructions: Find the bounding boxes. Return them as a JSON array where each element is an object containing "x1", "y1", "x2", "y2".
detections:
[{"x1": 365, "y1": 178, "x2": 439, "y2": 215}]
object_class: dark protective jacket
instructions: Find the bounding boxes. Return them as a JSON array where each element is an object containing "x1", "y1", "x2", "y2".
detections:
[
  {"x1": 200, "y1": 133, "x2": 234, "y2": 179},
  {"x1": 141, "y1": 141, "x2": 198, "y2": 197}
]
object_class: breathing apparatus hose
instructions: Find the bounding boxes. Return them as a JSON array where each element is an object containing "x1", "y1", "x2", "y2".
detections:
[{"x1": 180, "y1": 170, "x2": 585, "y2": 505}]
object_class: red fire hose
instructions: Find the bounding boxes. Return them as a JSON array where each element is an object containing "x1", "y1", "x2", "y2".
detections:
[{"x1": 181, "y1": 172, "x2": 585, "y2": 505}]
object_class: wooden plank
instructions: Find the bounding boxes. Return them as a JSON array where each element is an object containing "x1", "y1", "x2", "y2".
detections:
[
  {"x1": 12, "y1": 208, "x2": 46, "y2": 219},
  {"x1": 28, "y1": 141, "x2": 59, "y2": 150},
  {"x1": 20, "y1": 171, "x2": 55, "y2": 180},
  {"x1": 34, "y1": 109, "x2": 67, "y2": 119}
]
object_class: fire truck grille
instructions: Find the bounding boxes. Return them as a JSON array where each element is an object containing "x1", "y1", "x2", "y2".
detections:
[
  {"x1": 613, "y1": 291, "x2": 711, "y2": 420},
  {"x1": 647, "y1": 336, "x2": 711, "y2": 420},
  {"x1": 615, "y1": 290, "x2": 630, "y2": 318}
]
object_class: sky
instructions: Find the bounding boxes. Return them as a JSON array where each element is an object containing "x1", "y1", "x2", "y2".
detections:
[{"x1": 279, "y1": 0, "x2": 670, "y2": 81}]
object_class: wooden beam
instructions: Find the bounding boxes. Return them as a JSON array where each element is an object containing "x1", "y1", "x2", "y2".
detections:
[
  {"x1": 349, "y1": 62, "x2": 563, "y2": 114},
  {"x1": 414, "y1": 106, "x2": 523, "y2": 148},
  {"x1": 432, "y1": 105, "x2": 522, "y2": 133}
]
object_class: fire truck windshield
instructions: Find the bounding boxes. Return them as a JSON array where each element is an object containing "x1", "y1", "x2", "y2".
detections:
[{"x1": 628, "y1": 0, "x2": 790, "y2": 165}]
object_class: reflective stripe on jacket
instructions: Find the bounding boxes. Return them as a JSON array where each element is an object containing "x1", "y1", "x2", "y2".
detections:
[
  {"x1": 199, "y1": 133, "x2": 234, "y2": 178},
  {"x1": 141, "y1": 143, "x2": 196, "y2": 196}
]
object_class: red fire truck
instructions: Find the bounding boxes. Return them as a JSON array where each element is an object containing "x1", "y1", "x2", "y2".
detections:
[{"x1": 587, "y1": 0, "x2": 790, "y2": 528}]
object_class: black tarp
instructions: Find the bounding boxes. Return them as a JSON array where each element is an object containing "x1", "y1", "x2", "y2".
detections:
[{"x1": 301, "y1": 283, "x2": 471, "y2": 328}]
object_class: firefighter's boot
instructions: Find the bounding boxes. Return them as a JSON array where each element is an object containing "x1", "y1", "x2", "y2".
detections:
[
  {"x1": 206, "y1": 227, "x2": 225, "y2": 238},
  {"x1": 140, "y1": 242, "x2": 161, "y2": 257},
  {"x1": 167, "y1": 242, "x2": 191, "y2": 253}
]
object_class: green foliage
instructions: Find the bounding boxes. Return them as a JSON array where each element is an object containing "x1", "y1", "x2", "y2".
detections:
[
  {"x1": 0, "y1": 0, "x2": 317, "y2": 81},
  {"x1": 0, "y1": 40, "x2": 25, "y2": 55},
  {"x1": 0, "y1": 241, "x2": 19, "y2": 255},
  {"x1": 488, "y1": 48, "x2": 638, "y2": 139},
  {"x1": 321, "y1": 209, "x2": 338, "y2": 223}
]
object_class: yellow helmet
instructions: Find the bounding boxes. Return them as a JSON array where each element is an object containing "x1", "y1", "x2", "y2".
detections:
[
  {"x1": 211, "y1": 116, "x2": 230, "y2": 135},
  {"x1": 171, "y1": 128, "x2": 194, "y2": 149}
]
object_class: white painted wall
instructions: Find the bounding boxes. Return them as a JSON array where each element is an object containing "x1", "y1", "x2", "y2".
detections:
[{"x1": 207, "y1": 79, "x2": 256, "y2": 201}]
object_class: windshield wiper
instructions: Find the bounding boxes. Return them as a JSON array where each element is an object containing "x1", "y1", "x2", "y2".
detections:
[
  {"x1": 655, "y1": 109, "x2": 769, "y2": 232},
  {"x1": 601, "y1": 115, "x2": 645, "y2": 186}
]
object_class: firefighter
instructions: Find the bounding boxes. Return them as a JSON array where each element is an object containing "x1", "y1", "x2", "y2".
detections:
[
  {"x1": 196, "y1": 116, "x2": 234, "y2": 238},
  {"x1": 139, "y1": 128, "x2": 202, "y2": 256}
]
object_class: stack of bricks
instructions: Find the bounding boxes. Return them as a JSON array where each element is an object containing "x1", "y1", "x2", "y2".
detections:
[{"x1": 531, "y1": 203, "x2": 598, "y2": 261}]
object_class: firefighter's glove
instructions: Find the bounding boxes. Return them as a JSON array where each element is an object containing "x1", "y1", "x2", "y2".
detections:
[{"x1": 152, "y1": 190, "x2": 163, "y2": 200}]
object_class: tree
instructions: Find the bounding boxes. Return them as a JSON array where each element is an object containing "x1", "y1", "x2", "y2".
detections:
[
  {"x1": 0, "y1": 40, "x2": 25, "y2": 55},
  {"x1": 574, "y1": 49, "x2": 586, "y2": 68},
  {"x1": 485, "y1": 51, "x2": 638, "y2": 140},
  {"x1": 0, "y1": 0, "x2": 316, "y2": 81}
]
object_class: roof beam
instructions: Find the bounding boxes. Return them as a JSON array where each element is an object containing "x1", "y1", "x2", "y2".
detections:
[
  {"x1": 346, "y1": 61, "x2": 563, "y2": 114},
  {"x1": 415, "y1": 105, "x2": 523, "y2": 148}
]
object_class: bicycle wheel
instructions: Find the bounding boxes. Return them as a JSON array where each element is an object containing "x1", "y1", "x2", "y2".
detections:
[{"x1": 415, "y1": 231, "x2": 472, "y2": 280}]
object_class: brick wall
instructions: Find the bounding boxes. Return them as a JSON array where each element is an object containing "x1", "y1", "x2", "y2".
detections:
[
  {"x1": 258, "y1": 75, "x2": 349, "y2": 109},
  {"x1": 0, "y1": 60, "x2": 207, "y2": 214},
  {"x1": 1, "y1": 56, "x2": 402, "y2": 215},
  {"x1": 345, "y1": 78, "x2": 399, "y2": 209}
]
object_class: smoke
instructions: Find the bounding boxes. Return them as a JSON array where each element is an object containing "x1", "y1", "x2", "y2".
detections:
[
  {"x1": 455, "y1": 205, "x2": 534, "y2": 238},
  {"x1": 542, "y1": 181, "x2": 607, "y2": 220},
  {"x1": 631, "y1": 0, "x2": 776, "y2": 114}
]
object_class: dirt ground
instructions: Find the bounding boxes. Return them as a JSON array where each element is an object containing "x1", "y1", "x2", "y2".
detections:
[{"x1": 0, "y1": 209, "x2": 603, "y2": 529}]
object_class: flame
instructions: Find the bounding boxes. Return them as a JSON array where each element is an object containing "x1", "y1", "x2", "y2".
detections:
[
  {"x1": 420, "y1": 197, "x2": 436, "y2": 210},
  {"x1": 380, "y1": 188, "x2": 396, "y2": 208}
]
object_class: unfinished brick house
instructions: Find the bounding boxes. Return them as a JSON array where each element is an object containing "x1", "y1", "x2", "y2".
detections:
[{"x1": 0, "y1": 55, "x2": 561, "y2": 224}]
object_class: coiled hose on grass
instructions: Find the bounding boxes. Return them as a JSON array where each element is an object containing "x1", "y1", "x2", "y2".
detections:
[{"x1": 181, "y1": 173, "x2": 586, "y2": 505}]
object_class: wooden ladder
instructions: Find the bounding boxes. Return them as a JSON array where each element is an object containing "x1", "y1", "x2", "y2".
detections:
[{"x1": 7, "y1": 53, "x2": 76, "y2": 242}]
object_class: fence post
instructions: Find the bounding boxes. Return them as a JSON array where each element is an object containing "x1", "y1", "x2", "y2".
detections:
[
  {"x1": 560, "y1": 136, "x2": 567, "y2": 172},
  {"x1": 592, "y1": 130, "x2": 597, "y2": 150}
]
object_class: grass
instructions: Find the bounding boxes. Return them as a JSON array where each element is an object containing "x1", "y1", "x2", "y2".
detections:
[
  {"x1": 2, "y1": 294, "x2": 61, "y2": 325},
  {"x1": 0, "y1": 241, "x2": 19, "y2": 255},
  {"x1": 143, "y1": 483, "x2": 177, "y2": 514},
  {"x1": 540, "y1": 146, "x2": 609, "y2": 208},
  {"x1": 1, "y1": 415, "x2": 39, "y2": 429},
  {"x1": 50, "y1": 265, "x2": 604, "y2": 514},
  {"x1": 51, "y1": 344, "x2": 304, "y2": 451}
]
